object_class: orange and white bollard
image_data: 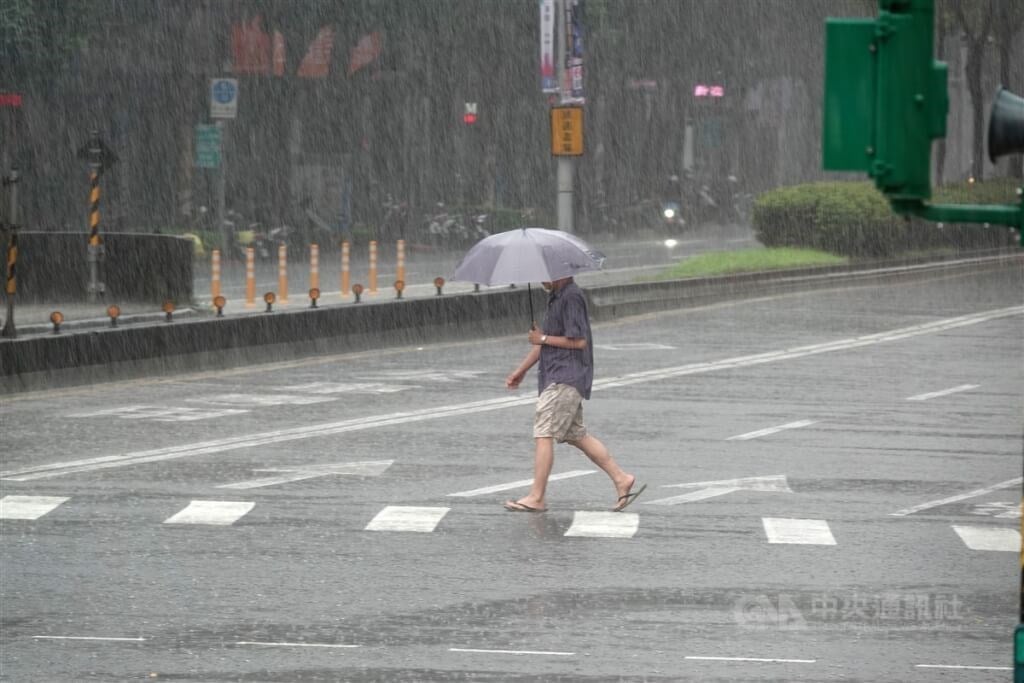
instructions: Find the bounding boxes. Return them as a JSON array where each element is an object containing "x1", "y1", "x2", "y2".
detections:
[
  {"x1": 245, "y1": 247, "x2": 256, "y2": 308},
  {"x1": 310, "y1": 243, "x2": 320, "y2": 292},
  {"x1": 341, "y1": 241, "x2": 350, "y2": 296},
  {"x1": 211, "y1": 249, "x2": 221, "y2": 301},
  {"x1": 278, "y1": 244, "x2": 288, "y2": 304},
  {"x1": 368, "y1": 240, "x2": 378, "y2": 294},
  {"x1": 396, "y1": 239, "x2": 405, "y2": 286}
]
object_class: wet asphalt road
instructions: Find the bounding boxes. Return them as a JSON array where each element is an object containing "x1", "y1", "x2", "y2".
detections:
[{"x1": 1, "y1": 262, "x2": 1021, "y2": 682}]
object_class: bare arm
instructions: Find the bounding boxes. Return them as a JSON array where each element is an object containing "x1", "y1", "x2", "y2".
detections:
[{"x1": 506, "y1": 344, "x2": 541, "y2": 390}]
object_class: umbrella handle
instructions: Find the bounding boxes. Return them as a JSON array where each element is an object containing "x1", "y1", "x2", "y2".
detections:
[{"x1": 528, "y1": 283, "x2": 535, "y2": 327}]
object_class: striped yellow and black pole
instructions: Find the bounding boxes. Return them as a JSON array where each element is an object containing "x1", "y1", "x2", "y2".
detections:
[
  {"x1": 88, "y1": 169, "x2": 101, "y2": 250},
  {"x1": 1, "y1": 166, "x2": 20, "y2": 338},
  {"x1": 79, "y1": 130, "x2": 114, "y2": 302},
  {"x1": 5, "y1": 230, "x2": 16, "y2": 296}
]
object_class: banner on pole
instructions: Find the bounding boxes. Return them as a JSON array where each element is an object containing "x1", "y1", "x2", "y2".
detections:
[
  {"x1": 540, "y1": 0, "x2": 557, "y2": 93},
  {"x1": 564, "y1": 0, "x2": 585, "y2": 103}
]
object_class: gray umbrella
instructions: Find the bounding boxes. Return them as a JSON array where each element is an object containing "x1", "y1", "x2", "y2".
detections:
[{"x1": 451, "y1": 227, "x2": 606, "y2": 322}]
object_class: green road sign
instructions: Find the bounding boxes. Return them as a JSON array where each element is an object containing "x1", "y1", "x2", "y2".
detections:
[{"x1": 195, "y1": 124, "x2": 221, "y2": 169}]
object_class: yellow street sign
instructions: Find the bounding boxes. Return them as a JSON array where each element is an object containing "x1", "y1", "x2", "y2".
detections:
[{"x1": 550, "y1": 106, "x2": 583, "y2": 156}]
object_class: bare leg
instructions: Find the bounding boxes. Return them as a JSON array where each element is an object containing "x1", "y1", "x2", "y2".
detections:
[
  {"x1": 509, "y1": 437, "x2": 554, "y2": 510},
  {"x1": 570, "y1": 434, "x2": 635, "y2": 498}
]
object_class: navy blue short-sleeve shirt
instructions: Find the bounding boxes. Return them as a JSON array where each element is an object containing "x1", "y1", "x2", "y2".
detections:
[{"x1": 538, "y1": 281, "x2": 594, "y2": 399}]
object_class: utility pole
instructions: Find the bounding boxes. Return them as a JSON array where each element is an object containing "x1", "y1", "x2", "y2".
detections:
[{"x1": 555, "y1": 0, "x2": 575, "y2": 234}]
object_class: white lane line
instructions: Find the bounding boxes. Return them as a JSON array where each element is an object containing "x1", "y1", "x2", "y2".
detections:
[
  {"x1": 726, "y1": 420, "x2": 817, "y2": 441},
  {"x1": 564, "y1": 511, "x2": 639, "y2": 538},
  {"x1": 685, "y1": 656, "x2": 815, "y2": 663},
  {"x1": 33, "y1": 636, "x2": 146, "y2": 642},
  {"x1": 915, "y1": 664, "x2": 1012, "y2": 671},
  {"x1": 890, "y1": 477, "x2": 1023, "y2": 516},
  {"x1": 235, "y1": 641, "x2": 359, "y2": 649},
  {"x1": 952, "y1": 525, "x2": 1020, "y2": 551},
  {"x1": 906, "y1": 384, "x2": 979, "y2": 401},
  {"x1": 5, "y1": 306, "x2": 1020, "y2": 482},
  {"x1": 365, "y1": 506, "x2": 449, "y2": 532},
  {"x1": 762, "y1": 518, "x2": 837, "y2": 545},
  {"x1": 449, "y1": 647, "x2": 575, "y2": 656},
  {"x1": 0, "y1": 495, "x2": 69, "y2": 520},
  {"x1": 188, "y1": 393, "x2": 336, "y2": 406},
  {"x1": 163, "y1": 500, "x2": 255, "y2": 526},
  {"x1": 217, "y1": 460, "x2": 394, "y2": 490},
  {"x1": 447, "y1": 470, "x2": 596, "y2": 497}
]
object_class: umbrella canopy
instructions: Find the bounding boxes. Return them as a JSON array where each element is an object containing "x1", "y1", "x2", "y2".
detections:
[{"x1": 451, "y1": 227, "x2": 606, "y2": 286}]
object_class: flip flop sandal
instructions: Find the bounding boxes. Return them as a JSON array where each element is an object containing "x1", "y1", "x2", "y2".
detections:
[
  {"x1": 612, "y1": 483, "x2": 647, "y2": 511},
  {"x1": 504, "y1": 501, "x2": 546, "y2": 513}
]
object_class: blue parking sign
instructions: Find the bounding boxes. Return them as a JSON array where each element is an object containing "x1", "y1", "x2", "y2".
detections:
[{"x1": 210, "y1": 78, "x2": 238, "y2": 119}]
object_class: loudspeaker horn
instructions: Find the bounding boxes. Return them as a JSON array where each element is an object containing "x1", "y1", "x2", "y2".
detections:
[{"x1": 987, "y1": 87, "x2": 1024, "y2": 162}]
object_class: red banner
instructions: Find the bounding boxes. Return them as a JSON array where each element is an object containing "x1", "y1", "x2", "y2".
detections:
[
  {"x1": 348, "y1": 32, "x2": 382, "y2": 76},
  {"x1": 298, "y1": 26, "x2": 335, "y2": 78},
  {"x1": 231, "y1": 16, "x2": 271, "y2": 74}
]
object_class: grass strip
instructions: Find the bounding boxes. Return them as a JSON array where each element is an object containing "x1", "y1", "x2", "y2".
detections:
[{"x1": 653, "y1": 248, "x2": 847, "y2": 280}]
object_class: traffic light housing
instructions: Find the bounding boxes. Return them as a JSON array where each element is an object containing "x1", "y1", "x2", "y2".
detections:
[
  {"x1": 824, "y1": 0, "x2": 947, "y2": 201},
  {"x1": 823, "y1": 0, "x2": 1023, "y2": 240}
]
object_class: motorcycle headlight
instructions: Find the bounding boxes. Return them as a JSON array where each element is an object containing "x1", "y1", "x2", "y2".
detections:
[{"x1": 663, "y1": 207, "x2": 676, "y2": 219}]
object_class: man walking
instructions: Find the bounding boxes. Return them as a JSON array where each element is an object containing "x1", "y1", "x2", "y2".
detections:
[{"x1": 504, "y1": 276, "x2": 645, "y2": 513}]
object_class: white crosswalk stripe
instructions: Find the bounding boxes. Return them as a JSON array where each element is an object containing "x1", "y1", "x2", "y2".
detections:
[
  {"x1": 365, "y1": 506, "x2": 450, "y2": 532},
  {"x1": 163, "y1": 500, "x2": 255, "y2": 526},
  {"x1": 0, "y1": 495, "x2": 70, "y2": 520},
  {"x1": 952, "y1": 525, "x2": 1019, "y2": 552},
  {"x1": 564, "y1": 511, "x2": 639, "y2": 538},
  {"x1": 762, "y1": 517, "x2": 837, "y2": 545}
]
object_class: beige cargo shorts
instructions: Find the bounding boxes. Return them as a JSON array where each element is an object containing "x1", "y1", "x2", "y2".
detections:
[{"x1": 533, "y1": 383, "x2": 587, "y2": 443}]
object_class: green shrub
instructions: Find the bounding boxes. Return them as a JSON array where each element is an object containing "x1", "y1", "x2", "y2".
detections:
[{"x1": 753, "y1": 180, "x2": 1018, "y2": 257}]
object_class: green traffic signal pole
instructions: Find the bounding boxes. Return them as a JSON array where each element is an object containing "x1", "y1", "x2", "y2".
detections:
[{"x1": 889, "y1": 194, "x2": 1024, "y2": 245}]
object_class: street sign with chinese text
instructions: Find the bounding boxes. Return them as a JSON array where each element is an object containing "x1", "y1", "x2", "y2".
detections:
[{"x1": 550, "y1": 106, "x2": 583, "y2": 156}]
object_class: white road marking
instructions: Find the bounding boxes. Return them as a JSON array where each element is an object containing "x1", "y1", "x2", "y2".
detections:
[
  {"x1": 564, "y1": 511, "x2": 639, "y2": 538},
  {"x1": 646, "y1": 475, "x2": 792, "y2": 506},
  {"x1": 449, "y1": 647, "x2": 575, "y2": 656},
  {"x1": 952, "y1": 525, "x2": 1020, "y2": 551},
  {"x1": 595, "y1": 343, "x2": 675, "y2": 351},
  {"x1": 235, "y1": 641, "x2": 359, "y2": 649},
  {"x1": 890, "y1": 477, "x2": 1023, "y2": 516},
  {"x1": 67, "y1": 406, "x2": 249, "y2": 422},
  {"x1": 365, "y1": 506, "x2": 449, "y2": 532},
  {"x1": 762, "y1": 518, "x2": 837, "y2": 545},
  {"x1": 5, "y1": 306, "x2": 1020, "y2": 482},
  {"x1": 0, "y1": 495, "x2": 70, "y2": 520},
  {"x1": 968, "y1": 502, "x2": 1020, "y2": 519},
  {"x1": 33, "y1": 636, "x2": 145, "y2": 642},
  {"x1": 280, "y1": 382, "x2": 412, "y2": 394},
  {"x1": 685, "y1": 656, "x2": 815, "y2": 663},
  {"x1": 217, "y1": 460, "x2": 394, "y2": 490},
  {"x1": 726, "y1": 420, "x2": 817, "y2": 441},
  {"x1": 163, "y1": 500, "x2": 255, "y2": 526},
  {"x1": 914, "y1": 664, "x2": 1011, "y2": 671},
  {"x1": 359, "y1": 370, "x2": 485, "y2": 383},
  {"x1": 188, "y1": 393, "x2": 335, "y2": 406},
  {"x1": 906, "y1": 384, "x2": 979, "y2": 401},
  {"x1": 447, "y1": 470, "x2": 595, "y2": 497}
]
